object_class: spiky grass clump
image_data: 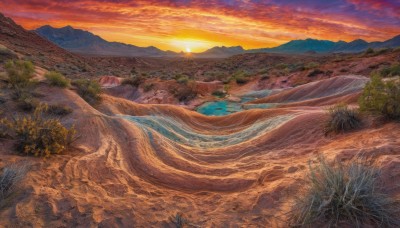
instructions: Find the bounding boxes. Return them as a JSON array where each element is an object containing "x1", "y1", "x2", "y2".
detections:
[
  {"x1": 289, "y1": 156, "x2": 400, "y2": 227},
  {"x1": 170, "y1": 213, "x2": 189, "y2": 228},
  {"x1": 0, "y1": 163, "x2": 28, "y2": 206},
  {"x1": 325, "y1": 104, "x2": 361, "y2": 135}
]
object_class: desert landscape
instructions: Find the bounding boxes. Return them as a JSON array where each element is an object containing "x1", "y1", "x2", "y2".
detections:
[{"x1": 0, "y1": 1, "x2": 400, "y2": 227}]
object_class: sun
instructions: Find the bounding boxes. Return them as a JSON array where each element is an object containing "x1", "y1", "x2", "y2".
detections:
[{"x1": 170, "y1": 39, "x2": 217, "y2": 53}]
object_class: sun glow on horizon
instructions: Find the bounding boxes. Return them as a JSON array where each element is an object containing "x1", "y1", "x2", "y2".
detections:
[{"x1": 170, "y1": 39, "x2": 218, "y2": 53}]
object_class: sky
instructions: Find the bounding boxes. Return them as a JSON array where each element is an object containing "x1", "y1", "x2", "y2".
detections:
[{"x1": 1, "y1": 0, "x2": 400, "y2": 52}]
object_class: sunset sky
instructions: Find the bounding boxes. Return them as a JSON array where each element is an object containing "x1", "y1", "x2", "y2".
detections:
[{"x1": 1, "y1": 0, "x2": 400, "y2": 52}]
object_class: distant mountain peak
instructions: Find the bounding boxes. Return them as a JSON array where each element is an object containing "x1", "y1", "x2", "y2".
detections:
[{"x1": 34, "y1": 25, "x2": 173, "y2": 57}]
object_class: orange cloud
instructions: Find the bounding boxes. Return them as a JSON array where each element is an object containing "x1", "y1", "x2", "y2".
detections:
[{"x1": 1, "y1": 0, "x2": 399, "y2": 52}]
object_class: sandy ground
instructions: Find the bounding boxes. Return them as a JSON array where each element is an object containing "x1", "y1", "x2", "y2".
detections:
[{"x1": 0, "y1": 76, "x2": 400, "y2": 227}]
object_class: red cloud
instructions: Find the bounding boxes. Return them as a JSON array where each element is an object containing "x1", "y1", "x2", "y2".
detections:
[{"x1": 0, "y1": 0, "x2": 399, "y2": 51}]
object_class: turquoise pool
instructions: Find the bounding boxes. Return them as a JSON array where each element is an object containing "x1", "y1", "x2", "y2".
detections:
[
  {"x1": 196, "y1": 101, "x2": 243, "y2": 116},
  {"x1": 196, "y1": 89, "x2": 278, "y2": 116}
]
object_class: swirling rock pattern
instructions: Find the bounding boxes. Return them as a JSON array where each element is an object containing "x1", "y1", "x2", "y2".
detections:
[{"x1": 1, "y1": 76, "x2": 400, "y2": 227}]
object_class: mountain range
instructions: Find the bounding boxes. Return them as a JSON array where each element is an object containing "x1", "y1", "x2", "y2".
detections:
[
  {"x1": 35, "y1": 25, "x2": 177, "y2": 57},
  {"x1": 35, "y1": 25, "x2": 400, "y2": 58}
]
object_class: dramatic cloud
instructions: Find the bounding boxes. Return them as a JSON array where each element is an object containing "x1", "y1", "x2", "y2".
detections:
[{"x1": 1, "y1": 0, "x2": 399, "y2": 52}]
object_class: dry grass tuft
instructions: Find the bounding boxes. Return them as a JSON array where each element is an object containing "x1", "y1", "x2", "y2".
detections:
[
  {"x1": 325, "y1": 104, "x2": 361, "y2": 135},
  {"x1": 289, "y1": 156, "x2": 400, "y2": 227}
]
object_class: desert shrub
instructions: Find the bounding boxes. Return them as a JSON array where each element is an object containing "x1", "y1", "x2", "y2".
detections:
[
  {"x1": 325, "y1": 70, "x2": 333, "y2": 76},
  {"x1": 47, "y1": 104, "x2": 73, "y2": 116},
  {"x1": 175, "y1": 75, "x2": 189, "y2": 84},
  {"x1": 222, "y1": 77, "x2": 232, "y2": 84},
  {"x1": 5, "y1": 60, "x2": 35, "y2": 98},
  {"x1": 0, "y1": 163, "x2": 28, "y2": 206},
  {"x1": 260, "y1": 74, "x2": 270, "y2": 80},
  {"x1": 232, "y1": 70, "x2": 251, "y2": 84},
  {"x1": 372, "y1": 48, "x2": 392, "y2": 57},
  {"x1": 121, "y1": 74, "x2": 145, "y2": 87},
  {"x1": 170, "y1": 213, "x2": 189, "y2": 228},
  {"x1": 212, "y1": 90, "x2": 226, "y2": 98},
  {"x1": 0, "y1": 45, "x2": 17, "y2": 63},
  {"x1": 325, "y1": 104, "x2": 361, "y2": 134},
  {"x1": 365, "y1": 48, "x2": 374, "y2": 55},
  {"x1": 289, "y1": 156, "x2": 400, "y2": 227},
  {"x1": 359, "y1": 74, "x2": 400, "y2": 119},
  {"x1": 44, "y1": 71, "x2": 70, "y2": 88},
  {"x1": 235, "y1": 76, "x2": 250, "y2": 84},
  {"x1": 143, "y1": 83, "x2": 154, "y2": 92},
  {"x1": 379, "y1": 63, "x2": 400, "y2": 77},
  {"x1": 73, "y1": 79, "x2": 102, "y2": 104},
  {"x1": 0, "y1": 104, "x2": 76, "y2": 157},
  {"x1": 304, "y1": 62, "x2": 320, "y2": 70},
  {"x1": 257, "y1": 68, "x2": 269, "y2": 74},
  {"x1": 276, "y1": 63, "x2": 288, "y2": 70},
  {"x1": 16, "y1": 96, "x2": 39, "y2": 112},
  {"x1": 175, "y1": 87, "x2": 197, "y2": 102},
  {"x1": 307, "y1": 69, "x2": 324, "y2": 77},
  {"x1": 172, "y1": 84, "x2": 197, "y2": 103}
]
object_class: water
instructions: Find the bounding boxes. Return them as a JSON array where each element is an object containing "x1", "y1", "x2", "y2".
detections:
[
  {"x1": 196, "y1": 89, "x2": 278, "y2": 116},
  {"x1": 196, "y1": 101, "x2": 243, "y2": 116}
]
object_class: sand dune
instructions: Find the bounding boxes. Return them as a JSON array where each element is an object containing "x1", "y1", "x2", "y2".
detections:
[{"x1": 1, "y1": 76, "x2": 400, "y2": 227}]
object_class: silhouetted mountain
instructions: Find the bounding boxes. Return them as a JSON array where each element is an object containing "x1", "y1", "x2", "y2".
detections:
[
  {"x1": 194, "y1": 46, "x2": 245, "y2": 58},
  {"x1": 372, "y1": 35, "x2": 400, "y2": 49},
  {"x1": 35, "y1": 24, "x2": 400, "y2": 57},
  {"x1": 35, "y1": 25, "x2": 178, "y2": 57},
  {"x1": 249, "y1": 36, "x2": 400, "y2": 54}
]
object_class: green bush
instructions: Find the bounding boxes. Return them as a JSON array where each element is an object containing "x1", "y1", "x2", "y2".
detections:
[
  {"x1": 45, "y1": 71, "x2": 70, "y2": 88},
  {"x1": 175, "y1": 75, "x2": 189, "y2": 84},
  {"x1": 325, "y1": 104, "x2": 361, "y2": 135},
  {"x1": 72, "y1": 79, "x2": 102, "y2": 104},
  {"x1": 211, "y1": 90, "x2": 226, "y2": 98},
  {"x1": 172, "y1": 84, "x2": 197, "y2": 103},
  {"x1": 289, "y1": 156, "x2": 400, "y2": 227},
  {"x1": 16, "y1": 96, "x2": 39, "y2": 112},
  {"x1": 379, "y1": 64, "x2": 400, "y2": 77},
  {"x1": 235, "y1": 76, "x2": 250, "y2": 84},
  {"x1": 359, "y1": 74, "x2": 400, "y2": 119},
  {"x1": 365, "y1": 48, "x2": 374, "y2": 54},
  {"x1": 0, "y1": 104, "x2": 76, "y2": 157},
  {"x1": 5, "y1": 60, "x2": 35, "y2": 98},
  {"x1": 307, "y1": 69, "x2": 324, "y2": 77},
  {"x1": 260, "y1": 74, "x2": 270, "y2": 80},
  {"x1": 121, "y1": 74, "x2": 145, "y2": 87},
  {"x1": 47, "y1": 104, "x2": 73, "y2": 116},
  {"x1": 304, "y1": 62, "x2": 320, "y2": 70},
  {"x1": 143, "y1": 83, "x2": 154, "y2": 92}
]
